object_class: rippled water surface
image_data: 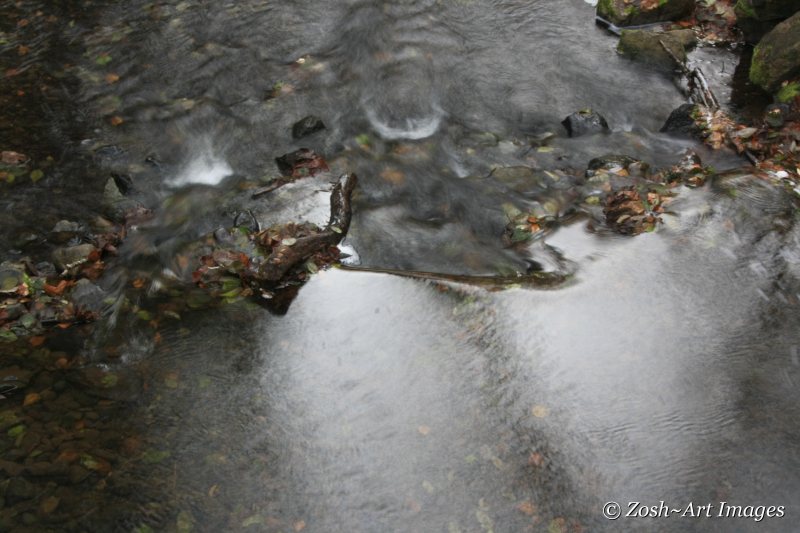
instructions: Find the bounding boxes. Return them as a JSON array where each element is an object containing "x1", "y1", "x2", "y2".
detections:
[{"x1": 1, "y1": 0, "x2": 799, "y2": 532}]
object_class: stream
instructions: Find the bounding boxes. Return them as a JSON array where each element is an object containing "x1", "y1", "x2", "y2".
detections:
[{"x1": 1, "y1": 0, "x2": 799, "y2": 532}]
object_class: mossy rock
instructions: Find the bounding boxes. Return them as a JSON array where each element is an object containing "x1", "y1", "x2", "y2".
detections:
[
  {"x1": 735, "y1": 0, "x2": 800, "y2": 42},
  {"x1": 617, "y1": 29, "x2": 695, "y2": 71},
  {"x1": 598, "y1": 0, "x2": 695, "y2": 26},
  {"x1": 750, "y1": 11, "x2": 800, "y2": 91}
]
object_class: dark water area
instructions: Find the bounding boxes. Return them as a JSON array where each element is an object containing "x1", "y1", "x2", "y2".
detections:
[{"x1": 1, "y1": 0, "x2": 799, "y2": 532}]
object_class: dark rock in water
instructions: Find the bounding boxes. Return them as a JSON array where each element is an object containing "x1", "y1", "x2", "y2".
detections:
[
  {"x1": 292, "y1": 115, "x2": 326, "y2": 139},
  {"x1": 111, "y1": 173, "x2": 134, "y2": 194},
  {"x1": 750, "y1": 12, "x2": 800, "y2": 91},
  {"x1": 103, "y1": 178, "x2": 142, "y2": 221},
  {"x1": 735, "y1": 0, "x2": 800, "y2": 43},
  {"x1": 765, "y1": 103, "x2": 790, "y2": 127},
  {"x1": 660, "y1": 103, "x2": 704, "y2": 138},
  {"x1": 52, "y1": 244, "x2": 97, "y2": 271},
  {"x1": 71, "y1": 279, "x2": 106, "y2": 313},
  {"x1": 50, "y1": 220, "x2": 85, "y2": 244},
  {"x1": 214, "y1": 227, "x2": 235, "y2": 245},
  {"x1": 93, "y1": 144, "x2": 126, "y2": 162},
  {"x1": 561, "y1": 109, "x2": 609, "y2": 137},
  {"x1": 275, "y1": 148, "x2": 329, "y2": 178},
  {"x1": 35, "y1": 261, "x2": 57, "y2": 277},
  {"x1": 598, "y1": 0, "x2": 695, "y2": 26},
  {"x1": 233, "y1": 210, "x2": 260, "y2": 233},
  {"x1": 618, "y1": 29, "x2": 696, "y2": 71},
  {"x1": 11, "y1": 231, "x2": 42, "y2": 249},
  {"x1": 587, "y1": 155, "x2": 650, "y2": 177}
]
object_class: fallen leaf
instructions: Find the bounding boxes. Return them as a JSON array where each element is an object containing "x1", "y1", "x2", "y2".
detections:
[
  {"x1": 517, "y1": 501, "x2": 537, "y2": 516},
  {"x1": 417, "y1": 425, "x2": 431, "y2": 436},
  {"x1": 23, "y1": 393, "x2": 41, "y2": 406},
  {"x1": 29, "y1": 336, "x2": 45, "y2": 347},
  {"x1": 293, "y1": 520, "x2": 306, "y2": 532},
  {"x1": 531, "y1": 405, "x2": 549, "y2": 418}
]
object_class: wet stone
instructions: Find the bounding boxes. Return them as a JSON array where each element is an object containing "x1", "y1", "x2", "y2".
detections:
[
  {"x1": 660, "y1": 103, "x2": 705, "y2": 138},
  {"x1": 34, "y1": 262, "x2": 56, "y2": 277},
  {"x1": 586, "y1": 154, "x2": 650, "y2": 177},
  {"x1": 617, "y1": 29, "x2": 694, "y2": 71},
  {"x1": 561, "y1": 109, "x2": 609, "y2": 137},
  {"x1": 52, "y1": 244, "x2": 96, "y2": 272},
  {"x1": 50, "y1": 220, "x2": 84, "y2": 244},
  {"x1": 70, "y1": 279, "x2": 106, "y2": 313},
  {"x1": 0, "y1": 266, "x2": 25, "y2": 293},
  {"x1": 291, "y1": 115, "x2": 326, "y2": 139},
  {"x1": 275, "y1": 148, "x2": 329, "y2": 178}
]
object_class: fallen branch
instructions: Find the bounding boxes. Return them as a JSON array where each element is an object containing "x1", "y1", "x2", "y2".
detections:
[{"x1": 257, "y1": 173, "x2": 357, "y2": 282}]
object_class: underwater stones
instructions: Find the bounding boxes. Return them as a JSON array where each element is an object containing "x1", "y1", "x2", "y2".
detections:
[
  {"x1": 291, "y1": 115, "x2": 326, "y2": 139},
  {"x1": 586, "y1": 155, "x2": 650, "y2": 177},
  {"x1": 50, "y1": 221, "x2": 85, "y2": 244},
  {"x1": 561, "y1": 109, "x2": 609, "y2": 137},
  {"x1": 750, "y1": 12, "x2": 800, "y2": 91},
  {"x1": 0, "y1": 266, "x2": 25, "y2": 294},
  {"x1": 70, "y1": 279, "x2": 106, "y2": 313},
  {"x1": 598, "y1": 0, "x2": 695, "y2": 26},
  {"x1": 275, "y1": 148, "x2": 329, "y2": 178},
  {"x1": 52, "y1": 244, "x2": 97, "y2": 272}
]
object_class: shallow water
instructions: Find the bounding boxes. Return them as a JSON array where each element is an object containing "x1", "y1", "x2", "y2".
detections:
[{"x1": 1, "y1": 0, "x2": 799, "y2": 532}]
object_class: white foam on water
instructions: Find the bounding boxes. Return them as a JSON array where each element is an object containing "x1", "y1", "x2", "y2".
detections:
[
  {"x1": 366, "y1": 106, "x2": 443, "y2": 140},
  {"x1": 170, "y1": 145, "x2": 233, "y2": 186}
]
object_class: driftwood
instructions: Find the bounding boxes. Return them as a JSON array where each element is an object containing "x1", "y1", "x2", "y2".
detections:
[
  {"x1": 338, "y1": 265, "x2": 573, "y2": 289},
  {"x1": 658, "y1": 39, "x2": 720, "y2": 110},
  {"x1": 258, "y1": 173, "x2": 357, "y2": 282}
]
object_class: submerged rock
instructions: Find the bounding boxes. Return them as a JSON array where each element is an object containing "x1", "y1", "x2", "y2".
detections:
[
  {"x1": 291, "y1": 115, "x2": 326, "y2": 139},
  {"x1": 598, "y1": 0, "x2": 695, "y2": 26},
  {"x1": 735, "y1": 0, "x2": 800, "y2": 43},
  {"x1": 617, "y1": 29, "x2": 695, "y2": 71},
  {"x1": 660, "y1": 103, "x2": 704, "y2": 138},
  {"x1": 50, "y1": 220, "x2": 85, "y2": 244},
  {"x1": 750, "y1": 12, "x2": 800, "y2": 91},
  {"x1": 0, "y1": 266, "x2": 25, "y2": 294},
  {"x1": 275, "y1": 148, "x2": 329, "y2": 178},
  {"x1": 586, "y1": 155, "x2": 650, "y2": 177},
  {"x1": 561, "y1": 109, "x2": 610, "y2": 137},
  {"x1": 52, "y1": 244, "x2": 97, "y2": 272},
  {"x1": 70, "y1": 279, "x2": 106, "y2": 313}
]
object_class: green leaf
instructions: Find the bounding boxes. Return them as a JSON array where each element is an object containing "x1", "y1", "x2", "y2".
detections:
[
  {"x1": 95, "y1": 54, "x2": 112, "y2": 66},
  {"x1": 100, "y1": 373, "x2": 118, "y2": 388},
  {"x1": 0, "y1": 330, "x2": 18, "y2": 343},
  {"x1": 141, "y1": 449, "x2": 171, "y2": 464},
  {"x1": 7, "y1": 424, "x2": 25, "y2": 438},
  {"x1": 242, "y1": 515, "x2": 264, "y2": 528},
  {"x1": 136, "y1": 310, "x2": 152, "y2": 321},
  {"x1": 29, "y1": 169, "x2": 44, "y2": 182}
]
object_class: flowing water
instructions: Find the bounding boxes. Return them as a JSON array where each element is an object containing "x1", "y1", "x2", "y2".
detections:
[{"x1": 1, "y1": 1, "x2": 799, "y2": 532}]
